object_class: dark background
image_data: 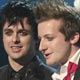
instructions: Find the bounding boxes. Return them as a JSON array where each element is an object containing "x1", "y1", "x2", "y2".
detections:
[{"x1": 0, "y1": 0, "x2": 74, "y2": 67}]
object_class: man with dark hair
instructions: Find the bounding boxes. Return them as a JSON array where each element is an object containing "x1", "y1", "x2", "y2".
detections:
[
  {"x1": 34, "y1": 1, "x2": 80, "y2": 80},
  {"x1": 0, "y1": 1, "x2": 53, "y2": 80}
]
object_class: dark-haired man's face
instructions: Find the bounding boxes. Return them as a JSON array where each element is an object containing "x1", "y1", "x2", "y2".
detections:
[{"x1": 3, "y1": 18, "x2": 35, "y2": 60}]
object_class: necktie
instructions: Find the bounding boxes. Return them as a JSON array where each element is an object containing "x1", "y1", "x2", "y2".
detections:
[{"x1": 63, "y1": 62, "x2": 78, "y2": 80}]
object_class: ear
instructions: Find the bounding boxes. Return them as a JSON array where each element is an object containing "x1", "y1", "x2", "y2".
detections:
[{"x1": 70, "y1": 32, "x2": 80, "y2": 45}]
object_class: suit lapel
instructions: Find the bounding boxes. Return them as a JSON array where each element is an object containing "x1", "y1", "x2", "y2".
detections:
[{"x1": 74, "y1": 59, "x2": 80, "y2": 80}]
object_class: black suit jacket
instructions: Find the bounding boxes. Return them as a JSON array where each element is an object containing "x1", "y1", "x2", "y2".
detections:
[
  {"x1": 0, "y1": 56, "x2": 53, "y2": 80},
  {"x1": 74, "y1": 59, "x2": 80, "y2": 80}
]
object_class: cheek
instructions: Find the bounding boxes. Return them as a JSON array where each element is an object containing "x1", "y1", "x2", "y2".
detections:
[
  {"x1": 22, "y1": 37, "x2": 32, "y2": 44},
  {"x1": 3, "y1": 35, "x2": 11, "y2": 42},
  {"x1": 3, "y1": 37, "x2": 12, "y2": 49},
  {"x1": 49, "y1": 40, "x2": 60, "y2": 49},
  {"x1": 3, "y1": 41, "x2": 10, "y2": 50},
  {"x1": 22, "y1": 38, "x2": 33, "y2": 48},
  {"x1": 50, "y1": 40, "x2": 68, "y2": 52},
  {"x1": 3, "y1": 38, "x2": 9, "y2": 45}
]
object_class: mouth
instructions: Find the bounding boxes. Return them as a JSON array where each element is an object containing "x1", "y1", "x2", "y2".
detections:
[
  {"x1": 44, "y1": 53, "x2": 52, "y2": 59},
  {"x1": 11, "y1": 46, "x2": 23, "y2": 53}
]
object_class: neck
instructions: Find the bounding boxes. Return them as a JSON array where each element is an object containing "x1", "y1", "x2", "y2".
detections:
[
  {"x1": 68, "y1": 46, "x2": 79, "y2": 60},
  {"x1": 8, "y1": 57, "x2": 23, "y2": 72},
  {"x1": 8, "y1": 52, "x2": 35, "y2": 72}
]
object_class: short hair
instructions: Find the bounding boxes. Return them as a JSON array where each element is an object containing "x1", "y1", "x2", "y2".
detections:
[
  {"x1": 0, "y1": 1, "x2": 37, "y2": 40},
  {"x1": 34, "y1": 1, "x2": 80, "y2": 47}
]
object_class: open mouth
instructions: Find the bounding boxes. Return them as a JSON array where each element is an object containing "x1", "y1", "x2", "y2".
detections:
[
  {"x1": 11, "y1": 46, "x2": 23, "y2": 52},
  {"x1": 44, "y1": 53, "x2": 51, "y2": 59}
]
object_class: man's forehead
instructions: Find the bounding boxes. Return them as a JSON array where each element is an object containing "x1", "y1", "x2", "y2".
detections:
[
  {"x1": 5, "y1": 17, "x2": 28, "y2": 26},
  {"x1": 4, "y1": 19, "x2": 31, "y2": 30}
]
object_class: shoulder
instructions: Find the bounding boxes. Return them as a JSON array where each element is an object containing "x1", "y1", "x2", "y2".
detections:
[
  {"x1": 36, "y1": 56, "x2": 53, "y2": 74},
  {"x1": 0, "y1": 65, "x2": 8, "y2": 74},
  {"x1": 38, "y1": 63, "x2": 53, "y2": 80},
  {"x1": 0, "y1": 65, "x2": 8, "y2": 79},
  {"x1": 36, "y1": 56, "x2": 53, "y2": 80},
  {"x1": 30, "y1": 56, "x2": 53, "y2": 80}
]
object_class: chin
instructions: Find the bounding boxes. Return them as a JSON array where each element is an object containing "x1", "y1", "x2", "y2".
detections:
[{"x1": 10, "y1": 55, "x2": 21, "y2": 59}]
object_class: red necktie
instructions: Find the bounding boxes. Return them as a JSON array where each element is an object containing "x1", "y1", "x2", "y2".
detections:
[{"x1": 63, "y1": 62, "x2": 78, "y2": 80}]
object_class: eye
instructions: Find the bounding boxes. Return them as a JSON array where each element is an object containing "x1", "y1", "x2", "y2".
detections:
[
  {"x1": 4, "y1": 29, "x2": 13, "y2": 36},
  {"x1": 46, "y1": 36, "x2": 54, "y2": 41},
  {"x1": 19, "y1": 30, "x2": 31, "y2": 36}
]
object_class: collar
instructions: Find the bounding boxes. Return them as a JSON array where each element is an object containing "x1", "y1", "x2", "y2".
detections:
[
  {"x1": 8, "y1": 56, "x2": 39, "y2": 79},
  {"x1": 60, "y1": 49, "x2": 80, "y2": 74},
  {"x1": 70, "y1": 49, "x2": 80, "y2": 64},
  {"x1": 52, "y1": 49, "x2": 80, "y2": 80}
]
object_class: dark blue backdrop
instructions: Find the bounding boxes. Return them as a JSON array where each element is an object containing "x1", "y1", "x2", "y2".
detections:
[
  {"x1": 65, "y1": 0, "x2": 74, "y2": 7},
  {"x1": 0, "y1": 0, "x2": 9, "y2": 9},
  {"x1": 0, "y1": 0, "x2": 74, "y2": 8}
]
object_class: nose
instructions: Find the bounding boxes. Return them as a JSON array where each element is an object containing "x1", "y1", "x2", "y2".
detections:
[
  {"x1": 12, "y1": 33, "x2": 20, "y2": 44},
  {"x1": 39, "y1": 39, "x2": 47, "y2": 53}
]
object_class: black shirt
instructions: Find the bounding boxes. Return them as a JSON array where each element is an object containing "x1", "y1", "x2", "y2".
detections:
[
  {"x1": 6, "y1": 56, "x2": 44, "y2": 80},
  {"x1": 0, "y1": 56, "x2": 53, "y2": 80},
  {"x1": 8, "y1": 64, "x2": 27, "y2": 80}
]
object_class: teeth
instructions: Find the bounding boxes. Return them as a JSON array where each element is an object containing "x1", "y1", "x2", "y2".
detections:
[
  {"x1": 11, "y1": 46, "x2": 22, "y2": 52},
  {"x1": 12, "y1": 47, "x2": 20, "y2": 49},
  {"x1": 44, "y1": 54, "x2": 49, "y2": 57},
  {"x1": 11, "y1": 46, "x2": 22, "y2": 48},
  {"x1": 12, "y1": 46, "x2": 20, "y2": 48}
]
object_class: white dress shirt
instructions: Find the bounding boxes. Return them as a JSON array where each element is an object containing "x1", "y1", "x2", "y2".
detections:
[{"x1": 52, "y1": 49, "x2": 80, "y2": 80}]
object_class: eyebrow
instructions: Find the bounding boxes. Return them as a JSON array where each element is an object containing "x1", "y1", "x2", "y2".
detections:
[
  {"x1": 3, "y1": 29, "x2": 12, "y2": 32},
  {"x1": 38, "y1": 34, "x2": 53, "y2": 38},
  {"x1": 44, "y1": 34, "x2": 53, "y2": 37},
  {"x1": 18, "y1": 29, "x2": 32, "y2": 33}
]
